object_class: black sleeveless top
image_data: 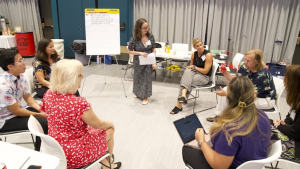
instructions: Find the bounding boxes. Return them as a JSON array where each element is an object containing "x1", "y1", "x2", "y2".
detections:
[{"x1": 193, "y1": 50, "x2": 212, "y2": 76}]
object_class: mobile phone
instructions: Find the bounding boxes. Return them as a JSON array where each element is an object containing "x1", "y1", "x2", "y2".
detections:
[{"x1": 27, "y1": 165, "x2": 42, "y2": 169}]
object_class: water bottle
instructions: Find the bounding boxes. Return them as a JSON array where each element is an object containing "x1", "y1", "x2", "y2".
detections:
[{"x1": 97, "y1": 55, "x2": 100, "y2": 64}]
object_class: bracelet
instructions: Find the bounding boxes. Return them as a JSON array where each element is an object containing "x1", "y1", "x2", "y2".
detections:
[{"x1": 198, "y1": 140, "x2": 205, "y2": 148}]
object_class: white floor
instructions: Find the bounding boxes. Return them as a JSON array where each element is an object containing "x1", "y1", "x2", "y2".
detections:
[{"x1": 0, "y1": 57, "x2": 297, "y2": 169}]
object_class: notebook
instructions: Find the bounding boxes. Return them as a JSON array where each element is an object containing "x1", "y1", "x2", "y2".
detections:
[{"x1": 173, "y1": 113, "x2": 205, "y2": 144}]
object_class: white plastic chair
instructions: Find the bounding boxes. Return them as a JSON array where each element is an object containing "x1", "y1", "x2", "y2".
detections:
[
  {"x1": 28, "y1": 115, "x2": 110, "y2": 169},
  {"x1": 191, "y1": 61, "x2": 219, "y2": 113},
  {"x1": 273, "y1": 158, "x2": 300, "y2": 169},
  {"x1": 264, "y1": 77, "x2": 285, "y2": 120},
  {"x1": 236, "y1": 140, "x2": 282, "y2": 169},
  {"x1": 24, "y1": 67, "x2": 35, "y2": 95},
  {"x1": 24, "y1": 67, "x2": 41, "y2": 103},
  {"x1": 172, "y1": 43, "x2": 189, "y2": 51},
  {"x1": 232, "y1": 53, "x2": 244, "y2": 70},
  {"x1": 0, "y1": 130, "x2": 35, "y2": 147}
]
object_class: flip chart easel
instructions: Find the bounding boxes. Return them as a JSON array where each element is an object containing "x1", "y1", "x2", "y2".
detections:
[{"x1": 81, "y1": 8, "x2": 127, "y2": 97}]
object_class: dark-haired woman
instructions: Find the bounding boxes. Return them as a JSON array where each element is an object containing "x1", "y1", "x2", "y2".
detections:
[
  {"x1": 128, "y1": 18, "x2": 157, "y2": 105},
  {"x1": 33, "y1": 39, "x2": 60, "y2": 98},
  {"x1": 271, "y1": 65, "x2": 300, "y2": 163}
]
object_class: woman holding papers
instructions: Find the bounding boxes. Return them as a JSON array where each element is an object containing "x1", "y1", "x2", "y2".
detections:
[
  {"x1": 128, "y1": 18, "x2": 157, "y2": 105},
  {"x1": 270, "y1": 65, "x2": 300, "y2": 163},
  {"x1": 40, "y1": 60, "x2": 121, "y2": 169},
  {"x1": 182, "y1": 76, "x2": 271, "y2": 169},
  {"x1": 170, "y1": 38, "x2": 213, "y2": 114}
]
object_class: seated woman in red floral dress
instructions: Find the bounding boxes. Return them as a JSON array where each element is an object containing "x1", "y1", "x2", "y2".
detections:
[{"x1": 40, "y1": 59, "x2": 121, "y2": 169}]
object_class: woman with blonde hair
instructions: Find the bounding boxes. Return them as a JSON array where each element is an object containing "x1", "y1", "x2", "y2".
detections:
[
  {"x1": 128, "y1": 18, "x2": 157, "y2": 105},
  {"x1": 40, "y1": 60, "x2": 121, "y2": 169},
  {"x1": 207, "y1": 48, "x2": 276, "y2": 122},
  {"x1": 271, "y1": 65, "x2": 300, "y2": 163},
  {"x1": 170, "y1": 38, "x2": 213, "y2": 114},
  {"x1": 182, "y1": 76, "x2": 271, "y2": 168}
]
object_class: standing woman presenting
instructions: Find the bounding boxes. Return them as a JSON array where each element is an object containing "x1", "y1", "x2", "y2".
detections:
[{"x1": 128, "y1": 18, "x2": 157, "y2": 105}]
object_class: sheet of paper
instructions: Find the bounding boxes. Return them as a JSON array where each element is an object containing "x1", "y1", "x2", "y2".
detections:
[
  {"x1": 233, "y1": 53, "x2": 244, "y2": 70},
  {"x1": 139, "y1": 53, "x2": 156, "y2": 65},
  {"x1": 85, "y1": 9, "x2": 120, "y2": 55}
]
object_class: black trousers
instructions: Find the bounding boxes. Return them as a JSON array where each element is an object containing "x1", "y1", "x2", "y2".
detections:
[
  {"x1": 182, "y1": 145, "x2": 237, "y2": 169},
  {"x1": 36, "y1": 86, "x2": 80, "y2": 98},
  {"x1": 0, "y1": 107, "x2": 48, "y2": 151},
  {"x1": 182, "y1": 145, "x2": 212, "y2": 169}
]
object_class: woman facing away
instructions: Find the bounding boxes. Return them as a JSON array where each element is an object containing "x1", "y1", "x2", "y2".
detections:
[
  {"x1": 271, "y1": 64, "x2": 300, "y2": 163},
  {"x1": 128, "y1": 18, "x2": 157, "y2": 105},
  {"x1": 182, "y1": 76, "x2": 271, "y2": 169},
  {"x1": 170, "y1": 38, "x2": 213, "y2": 114},
  {"x1": 40, "y1": 59, "x2": 121, "y2": 169}
]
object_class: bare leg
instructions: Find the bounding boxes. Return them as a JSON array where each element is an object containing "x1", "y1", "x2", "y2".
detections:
[
  {"x1": 101, "y1": 128, "x2": 117, "y2": 169},
  {"x1": 181, "y1": 88, "x2": 188, "y2": 100},
  {"x1": 106, "y1": 128, "x2": 115, "y2": 163}
]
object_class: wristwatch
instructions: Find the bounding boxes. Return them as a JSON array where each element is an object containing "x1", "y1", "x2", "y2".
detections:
[
  {"x1": 193, "y1": 65, "x2": 196, "y2": 70},
  {"x1": 198, "y1": 141, "x2": 205, "y2": 148}
]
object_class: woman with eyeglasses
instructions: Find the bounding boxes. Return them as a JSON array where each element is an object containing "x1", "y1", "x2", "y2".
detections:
[
  {"x1": 40, "y1": 59, "x2": 121, "y2": 169},
  {"x1": 270, "y1": 65, "x2": 300, "y2": 163},
  {"x1": 128, "y1": 18, "x2": 157, "y2": 105},
  {"x1": 182, "y1": 76, "x2": 271, "y2": 169}
]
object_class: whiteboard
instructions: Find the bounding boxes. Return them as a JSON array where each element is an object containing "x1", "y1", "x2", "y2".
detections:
[{"x1": 85, "y1": 9, "x2": 120, "y2": 55}]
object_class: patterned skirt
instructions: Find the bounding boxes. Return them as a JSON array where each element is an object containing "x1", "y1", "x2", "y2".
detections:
[{"x1": 271, "y1": 126, "x2": 300, "y2": 163}]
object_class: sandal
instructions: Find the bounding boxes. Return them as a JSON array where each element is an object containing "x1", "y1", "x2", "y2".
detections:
[
  {"x1": 178, "y1": 96, "x2": 187, "y2": 104},
  {"x1": 170, "y1": 106, "x2": 182, "y2": 114},
  {"x1": 100, "y1": 161, "x2": 122, "y2": 169},
  {"x1": 111, "y1": 154, "x2": 114, "y2": 163}
]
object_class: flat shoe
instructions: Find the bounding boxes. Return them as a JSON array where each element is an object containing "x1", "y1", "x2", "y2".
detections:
[
  {"x1": 133, "y1": 94, "x2": 137, "y2": 98},
  {"x1": 206, "y1": 116, "x2": 218, "y2": 122},
  {"x1": 142, "y1": 99, "x2": 148, "y2": 105},
  {"x1": 170, "y1": 106, "x2": 182, "y2": 114}
]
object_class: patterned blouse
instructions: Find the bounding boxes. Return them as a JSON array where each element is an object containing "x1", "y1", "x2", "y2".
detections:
[
  {"x1": 33, "y1": 57, "x2": 60, "y2": 89},
  {"x1": 128, "y1": 34, "x2": 156, "y2": 55},
  {"x1": 0, "y1": 71, "x2": 29, "y2": 129},
  {"x1": 238, "y1": 64, "x2": 276, "y2": 99},
  {"x1": 40, "y1": 90, "x2": 108, "y2": 168}
]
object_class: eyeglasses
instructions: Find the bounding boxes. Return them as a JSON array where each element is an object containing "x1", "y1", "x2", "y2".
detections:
[
  {"x1": 141, "y1": 26, "x2": 149, "y2": 30},
  {"x1": 15, "y1": 58, "x2": 25, "y2": 63}
]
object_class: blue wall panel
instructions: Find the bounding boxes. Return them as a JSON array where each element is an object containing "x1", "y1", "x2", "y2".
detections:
[
  {"x1": 98, "y1": 0, "x2": 133, "y2": 46},
  {"x1": 52, "y1": 0, "x2": 133, "y2": 57}
]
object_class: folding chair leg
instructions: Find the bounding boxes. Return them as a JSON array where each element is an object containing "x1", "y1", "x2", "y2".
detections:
[{"x1": 31, "y1": 134, "x2": 36, "y2": 150}]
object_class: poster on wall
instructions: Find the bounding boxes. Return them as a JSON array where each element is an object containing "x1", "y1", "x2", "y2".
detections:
[{"x1": 85, "y1": 8, "x2": 120, "y2": 55}]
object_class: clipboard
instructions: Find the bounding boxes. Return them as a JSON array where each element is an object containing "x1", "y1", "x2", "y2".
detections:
[{"x1": 173, "y1": 114, "x2": 205, "y2": 144}]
